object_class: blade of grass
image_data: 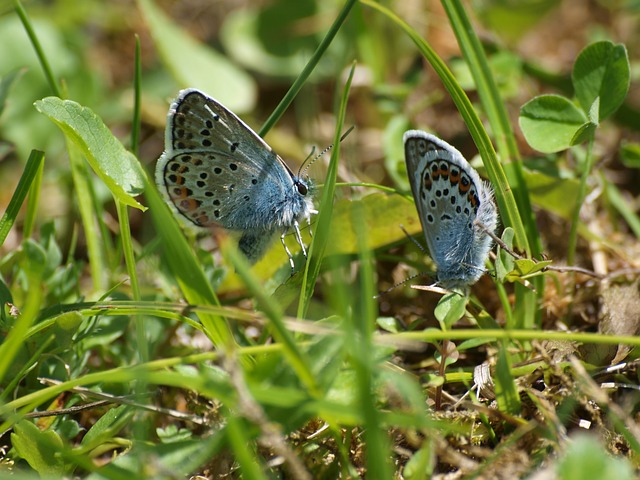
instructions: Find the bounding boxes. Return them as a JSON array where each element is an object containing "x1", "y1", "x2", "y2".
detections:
[
  {"x1": 67, "y1": 141, "x2": 106, "y2": 292},
  {"x1": 115, "y1": 201, "x2": 145, "y2": 358},
  {"x1": 14, "y1": 0, "x2": 60, "y2": 98},
  {"x1": 494, "y1": 342, "x2": 522, "y2": 415},
  {"x1": 0, "y1": 149, "x2": 44, "y2": 246},
  {"x1": 604, "y1": 176, "x2": 640, "y2": 239},
  {"x1": 352, "y1": 200, "x2": 392, "y2": 477},
  {"x1": 124, "y1": 30, "x2": 148, "y2": 369},
  {"x1": 442, "y1": 0, "x2": 541, "y2": 257},
  {"x1": 130, "y1": 34, "x2": 142, "y2": 156},
  {"x1": 567, "y1": 138, "x2": 595, "y2": 265},
  {"x1": 298, "y1": 62, "x2": 355, "y2": 317},
  {"x1": 441, "y1": 1, "x2": 542, "y2": 329},
  {"x1": 22, "y1": 150, "x2": 43, "y2": 239},
  {"x1": 258, "y1": 0, "x2": 358, "y2": 136},
  {"x1": 225, "y1": 415, "x2": 267, "y2": 479}
]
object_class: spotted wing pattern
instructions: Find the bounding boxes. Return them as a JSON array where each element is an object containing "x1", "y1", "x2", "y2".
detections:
[
  {"x1": 403, "y1": 130, "x2": 498, "y2": 288},
  {"x1": 155, "y1": 89, "x2": 315, "y2": 264}
]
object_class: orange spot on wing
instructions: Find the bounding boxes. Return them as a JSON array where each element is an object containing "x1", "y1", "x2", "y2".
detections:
[{"x1": 468, "y1": 191, "x2": 479, "y2": 208}]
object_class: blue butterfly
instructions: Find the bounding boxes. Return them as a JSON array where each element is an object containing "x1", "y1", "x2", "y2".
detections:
[
  {"x1": 156, "y1": 89, "x2": 316, "y2": 269},
  {"x1": 404, "y1": 130, "x2": 498, "y2": 289}
]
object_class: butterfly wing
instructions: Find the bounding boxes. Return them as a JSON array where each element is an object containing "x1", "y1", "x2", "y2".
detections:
[
  {"x1": 403, "y1": 130, "x2": 497, "y2": 288},
  {"x1": 156, "y1": 89, "x2": 312, "y2": 232}
]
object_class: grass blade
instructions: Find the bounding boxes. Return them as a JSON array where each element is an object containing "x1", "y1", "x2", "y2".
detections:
[
  {"x1": 259, "y1": 0, "x2": 358, "y2": 136},
  {"x1": 298, "y1": 62, "x2": 355, "y2": 317},
  {"x1": 0, "y1": 149, "x2": 44, "y2": 247}
]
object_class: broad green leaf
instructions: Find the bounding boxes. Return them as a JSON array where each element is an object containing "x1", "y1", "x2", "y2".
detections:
[
  {"x1": 220, "y1": 193, "x2": 421, "y2": 292},
  {"x1": 519, "y1": 94, "x2": 587, "y2": 153},
  {"x1": 572, "y1": 41, "x2": 629, "y2": 122},
  {"x1": 11, "y1": 420, "x2": 65, "y2": 476},
  {"x1": 138, "y1": 0, "x2": 256, "y2": 113},
  {"x1": 522, "y1": 168, "x2": 580, "y2": 219},
  {"x1": 34, "y1": 97, "x2": 146, "y2": 210}
]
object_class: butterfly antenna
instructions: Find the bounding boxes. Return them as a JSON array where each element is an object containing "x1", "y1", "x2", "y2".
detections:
[
  {"x1": 374, "y1": 272, "x2": 431, "y2": 299},
  {"x1": 298, "y1": 125, "x2": 355, "y2": 177},
  {"x1": 400, "y1": 224, "x2": 429, "y2": 254}
]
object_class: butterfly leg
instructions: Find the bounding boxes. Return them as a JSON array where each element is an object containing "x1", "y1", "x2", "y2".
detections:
[
  {"x1": 280, "y1": 229, "x2": 296, "y2": 273},
  {"x1": 307, "y1": 216, "x2": 313, "y2": 238},
  {"x1": 292, "y1": 220, "x2": 307, "y2": 258}
]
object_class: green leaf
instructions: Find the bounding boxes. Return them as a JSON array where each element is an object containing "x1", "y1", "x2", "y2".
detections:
[
  {"x1": 571, "y1": 97, "x2": 599, "y2": 146},
  {"x1": 519, "y1": 94, "x2": 587, "y2": 153},
  {"x1": 494, "y1": 345, "x2": 521, "y2": 415},
  {"x1": 138, "y1": 0, "x2": 256, "y2": 113},
  {"x1": 495, "y1": 227, "x2": 515, "y2": 282},
  {"x1": 79, "y1": 405, "x2": 134, "y2": 451},
  {"x1": 522, "y1": 168, "x2": 580, "y2": 219},
  {"x1": 570, "y1": 121, "x2": 597, "y2": 146},
  {"x1": 52, "y1": 311, "x2": 83, "y2": 347},
  {"x1": 505, "y1": 258, "x2": 553, "y2": 282},
  {"x1": 34, "y1": 97, "x2": 146, "y2": 210},
  {"x1": 404, "y1": 442, "x2": 433, "y2": 480},
  {"x1": 572, "y1": 41, "x2": 629, "y2": 121},
  {"x1": 11, "y1": 420, "x2": 65, "y2": 476},
  {"x1": 557, "y1": 434, "x2": 634, "y2": 480},
  {"x1": 220, "y1": 193, "x2": 420, "y2": 293},
  {"x1": 376, "y1": 316, "x2": 400, "y2": 333},
  {"x1": 587, "y1": 96, "x2": 600, "y2": 124},
  {"x1": 434, "y1": 293, "x2": 467, "y2": 330},
  {"x1": 22, "y1": 239, "x2": 47, "y2": 276}
]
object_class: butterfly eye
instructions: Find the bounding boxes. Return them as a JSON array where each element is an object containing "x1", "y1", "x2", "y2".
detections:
[{"x1": 296, "y1": 182, "x2": 308, "y2": 195}]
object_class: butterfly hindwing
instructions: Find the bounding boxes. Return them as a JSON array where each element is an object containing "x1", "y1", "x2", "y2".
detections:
[{"x1": 403, "y1": 130, "x2": 498, "y2": 288}]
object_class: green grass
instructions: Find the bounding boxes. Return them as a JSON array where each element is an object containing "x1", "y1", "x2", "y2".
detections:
[{"x1": 0, "y1": 0, "x2": 639, "y2": 478}]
